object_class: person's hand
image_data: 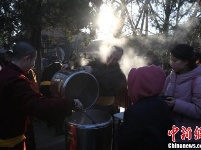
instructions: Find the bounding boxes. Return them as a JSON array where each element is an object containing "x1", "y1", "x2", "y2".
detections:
[
  {"x1": 165, "y1": 97, "x2": 176, "y2": 109},
  {"x1": 61, "y1": 64, "x2": 70, "y2": 70},
  {"x1": 73, "y1": 99, "x2": 83, "y2": 110},
  {"x1": 82, "y1": 66, "x2": 93, "y2": 73}
]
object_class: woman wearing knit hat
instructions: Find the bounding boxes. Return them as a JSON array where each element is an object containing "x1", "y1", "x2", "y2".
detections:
[{"x1": 117, "y1": 65, "x2": 174, "y2": 150}]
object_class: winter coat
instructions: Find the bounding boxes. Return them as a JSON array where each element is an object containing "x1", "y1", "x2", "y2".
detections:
[
  {"x1": 118, "y1": 97, "x2": 174, "y2": 150},
  {"x1": 88, "y1": 59, "x2": 126, "y2": 96},
  {"x1": 163, "y1": 65, "x2": 201, "y2": 142},
  {"x1": 118, "y1": 65, "x2": 174, "y2": 150},
  {"x1": 40, "y1": 62, "x2": 62, "y2": 97},
  {"x1": 0, "y1": 63, "x2": 73, "y2": 140}
]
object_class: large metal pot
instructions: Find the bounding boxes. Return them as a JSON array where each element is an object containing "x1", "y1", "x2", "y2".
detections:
[
  {"x1": 50, "y1": 70, "x2": 113, "y2": 150},
  {"x1": 65, "y1": 109, "x2": 113, "y2": 150},
  {"x1": 50, "y1": 70, "x2": 99, "y2": 109}
]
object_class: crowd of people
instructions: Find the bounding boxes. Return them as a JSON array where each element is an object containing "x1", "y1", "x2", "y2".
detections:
[{"x1": 0, "y1": 41, "x2": 201, "y2": 150}]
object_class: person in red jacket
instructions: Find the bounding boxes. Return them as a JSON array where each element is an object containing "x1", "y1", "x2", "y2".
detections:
[{"x1": 0, "y1": 42, "x2": 82, "y2": 150}]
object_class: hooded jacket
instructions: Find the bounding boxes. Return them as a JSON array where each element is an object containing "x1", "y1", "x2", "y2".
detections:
[
  {"x1": 163, "y1": 65, "x2": 201, "y2": 134},
  {"x1": 118, "y1": 65, "x2": 174, "y2": 150},
  {"x1": 128, "y1": 65, "x2": 166, "y2": 104}
]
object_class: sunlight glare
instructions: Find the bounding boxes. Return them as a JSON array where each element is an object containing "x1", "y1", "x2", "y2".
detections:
[{"x1": 97, "y1": 4, "x2": 117, "y2": 39}]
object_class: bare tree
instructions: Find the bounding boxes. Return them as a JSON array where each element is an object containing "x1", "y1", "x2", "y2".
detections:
[{"x1": 108, "y1": 0, "x2": 200, "y2": 37}]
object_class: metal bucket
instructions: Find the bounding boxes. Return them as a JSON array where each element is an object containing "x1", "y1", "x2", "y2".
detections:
[
  {"x1": 50, "y1": 70, "x2": 113, "y2": 150},
  {"x1": 65, "y1": 109, "x2": 113, "y2": 150},
  {"x1": 50, "y1": 70, "x2": 99, "y2": 109}
]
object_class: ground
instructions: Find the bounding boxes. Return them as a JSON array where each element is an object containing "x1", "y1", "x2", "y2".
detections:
[{"x1": 32, "y1": 118, "x2": 65, "y2": 150}]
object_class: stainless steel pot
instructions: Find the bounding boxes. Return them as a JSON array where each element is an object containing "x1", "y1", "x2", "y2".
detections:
[
  {"x1": 50, "y1": 70, "x2": 113, "y2": 150},
  {"x1": 65, "y1": 109, "x2": 113, "y2": 150},
  {"x1": 50, "y1": 70, "x2": 99, "y2": 109}
]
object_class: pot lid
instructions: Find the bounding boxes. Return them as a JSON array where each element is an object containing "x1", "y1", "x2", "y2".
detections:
[{"x1": 62, "y1": 70, "x2": 99, "y2": 110}]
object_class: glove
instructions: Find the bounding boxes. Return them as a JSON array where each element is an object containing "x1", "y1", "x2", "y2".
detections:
[{"x1": 73, "y1": 99, "x2": 83, "y2": 110}]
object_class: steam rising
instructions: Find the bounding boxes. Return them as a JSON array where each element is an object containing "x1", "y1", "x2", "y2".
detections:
[
  {"x1": 89, "y1": 38, "x2": 147, "y2": 78},
  {"x1": 79, "y1": 2, "x2": 201, "y2": 78},
  {"x1": 120, "y1": 48, "x2": 146, "y2": 78}
]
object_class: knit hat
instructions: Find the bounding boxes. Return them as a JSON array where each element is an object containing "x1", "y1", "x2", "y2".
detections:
[{"x1": 128, "y1": 65, "x2": 166, "y2": 104}]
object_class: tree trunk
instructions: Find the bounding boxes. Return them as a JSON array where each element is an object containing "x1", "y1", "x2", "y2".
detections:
[{"x1": 163, "y1": 0, "x2": 172, "y2": 37}]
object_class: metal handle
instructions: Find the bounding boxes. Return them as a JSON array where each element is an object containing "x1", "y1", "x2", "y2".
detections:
[{"x1": 82, "y1": 110, "x2": 96, "y2": 124}]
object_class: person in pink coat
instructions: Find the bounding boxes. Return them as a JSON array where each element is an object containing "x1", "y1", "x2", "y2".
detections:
[{"x1": 162, "y1": 44, "x2": 201, "y2": 143}]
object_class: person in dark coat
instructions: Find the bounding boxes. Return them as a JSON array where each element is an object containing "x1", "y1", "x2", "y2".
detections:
[
  {"x1": 83, "y1": 46, "x2": 127, "y2": 115},
  {"x1": 40, "y1": 48, "x2": 69, "y2": 96},
  {"x1": 117, "y1": 65, "x2": 174, "y2": 150},
  {"x1": 40, "y1": 62, "x2": 62, "y2": 97},
  {"x1": 40, "y1": 49, "x2": 70, "y2": 135},
  {"x1": 0, "y1": 42, "x2": 82, "y2": 150},
  {"x1": 40, "y1": 61, "x2": 68, "y2": 135}
]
